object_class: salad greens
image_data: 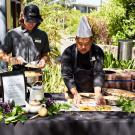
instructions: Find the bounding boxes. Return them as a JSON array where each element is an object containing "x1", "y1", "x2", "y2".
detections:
[
  {"x1": 45, "y1": 97, "x2": 71, "y2": 116},
  {"x1": 47, "y1": 103, "x2": 71, "y2": 116},
  {"x1": 5, "y1": 106, "x2": 28, "y2": 124}
]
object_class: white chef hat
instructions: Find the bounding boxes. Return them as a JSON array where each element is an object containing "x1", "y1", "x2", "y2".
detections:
[{"x1": 76, "y1": 16, "x2": 93, "y2": 38}]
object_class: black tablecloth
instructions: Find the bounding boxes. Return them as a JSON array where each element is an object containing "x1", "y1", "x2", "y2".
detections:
[
  {"x1": 44, "y1": 93, "x2": 66, "y2": 100},
  {"x1": 0, "y1": 123, "x2": 14, "y2": 135},
  {"x1": 1, "y1": 93, "x2": 135, "y2": 135},
  {"x1": 13, "y1": 111, "x2": 135, "y2": 135}
]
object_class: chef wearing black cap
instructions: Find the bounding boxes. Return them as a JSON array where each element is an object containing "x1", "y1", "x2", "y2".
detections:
[
  {"x1": 0, "y1": 4, "x2": 50, "y2": 71},
  {"x1": 61, "y1": 16, "x2": 105, "y2": 105}
]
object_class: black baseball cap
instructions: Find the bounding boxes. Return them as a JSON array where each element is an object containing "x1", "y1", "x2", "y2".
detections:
[{"x1": 23, "y1": 4, "x2": 43, "y2": 23}]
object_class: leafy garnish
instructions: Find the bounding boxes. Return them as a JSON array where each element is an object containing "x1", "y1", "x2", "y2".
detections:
[
  {"x1": 117, "y1": 96, "x2": 135, "y2": 113},
  {"x1": 4, "y1": 106, "x2": 28, "y2": 124},
  {"x1": 47, "y1": 103, "x2": 71, "y2": 116}
]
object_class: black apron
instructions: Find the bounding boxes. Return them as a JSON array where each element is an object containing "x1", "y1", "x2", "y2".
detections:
[{"x1": 74, "y1": 48, "x2": 95, "y2": 92}]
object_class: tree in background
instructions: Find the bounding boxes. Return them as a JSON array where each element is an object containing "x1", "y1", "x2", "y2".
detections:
[
  {"x1": 24, "y1": 0, "x2": 81, "y2": 44},
  {"x1": 88, "y1": 0, "x2": 135, "y2": 45},
  {"x1": 87, "y1": 15, "x2": 111, "y2": 45}
]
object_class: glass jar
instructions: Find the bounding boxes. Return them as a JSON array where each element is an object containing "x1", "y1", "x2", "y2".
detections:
[{"x1": 29, "y1": 85, "x2": 44, "y2": 101}]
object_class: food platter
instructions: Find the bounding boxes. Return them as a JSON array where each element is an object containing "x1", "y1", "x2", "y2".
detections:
[
  {"x1": 79, "y1": 105, "x2": 112, "y2": 111},
  {"x1": 102, "y1": 88, "x2": 135, "y2": 98},
  {"x1": 78, "y1": 104, "x2": 121, "y2": 111},
  {"x1": 55, "y1": 100, "x2": 121, "y2": 112}
]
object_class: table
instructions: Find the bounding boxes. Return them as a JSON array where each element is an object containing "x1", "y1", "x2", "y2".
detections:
[
  {"x1": 13, "y1": 111, "x2": 135, "y2": 135},
  {"x1": 1, "y1": 92, "x2": 135, "y2": 135},
  {"x1": 0, "y1": 122, "x2": 14, "y2": 135}
]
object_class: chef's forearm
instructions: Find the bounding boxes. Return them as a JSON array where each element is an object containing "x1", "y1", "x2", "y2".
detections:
[
  {"x1": 0, "y1": 51, "x2": 4, "y2": 60},
  {"x1": 70, "y1": 87, "x2": 78, "y2": 95},
  {"x1": 0, "y1": 50, "x2": 11, "y2": 63},
  {"x1": 94, "y1": 70, "x2": 105, "y2": 87},
  {"x1": 63, "y1": 77, "x2": 76, "y2": 91},
  {"x1": 94, "y1": 74, "x2": 104, "y2": 96},
  {"x1": 94, "y1": 86, "x2": 102, "y2": 96}
]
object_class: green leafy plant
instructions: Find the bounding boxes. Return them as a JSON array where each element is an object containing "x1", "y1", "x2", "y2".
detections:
[
  {"x1": 5, "y1": 106, "x2": 28, "y2": 124},
  {"x1": 47, "y1": 102, "x2": 71, "y2": 116},
  {"x1": 104, "y1": 52, "x2": 115, "y2": 68},
  {"x1": 0, "y1": 112, "x2": 3, "y2": 122},
  {"x1": 89, "y1": 0, "x2": 135, "y2": 45},
  {"x1": 43, "y1": 64, "x2": 66, "y2": 93},
  {"x1": 24, "y1": 0, "x2": 82, "y2": 43},
  {"x1": 117, "y1": 96, "x2": 135, "y2": 113},
  {"x1": 104, "y1": 52, "x2": 135, "y2": 69},
  {"x1": 88, "y1": 16, "x2": 111, "y2": 44}
]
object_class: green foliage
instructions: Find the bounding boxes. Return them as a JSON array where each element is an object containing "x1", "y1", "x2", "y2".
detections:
[
  {"x1": 4, "y1": 106, "x2": 27, "y2": 124},
  {"x1": 104, "y1": 52, "x2": 116, "y2": 68},
  {"x1": 88, "y1": 15, "x2": 111, "y2": 44},
  {"x1": 89, "y1": 0, "x2": 135, "y2": 45},
  {"x1": 104, "y1": 52, "x2": 135, "y2": 69},
  {"x1": 43, "y1": 64, "x2": 66, "y2": 93},
  {"x1": 49, "y1": 45, "x2": 61, "y2": 61},
  {"x1": 47, "y1": 102, "x2": 71, "y2": 116},
  {"x1": 117, "y1": 96, "x2": 135, "y2": 113},
  {"x1": 0, "y1": 112, "x2": 3, "y2": 122},
  {"x1": 24, "y1": 0, "x2": 81, "y2": 44}
]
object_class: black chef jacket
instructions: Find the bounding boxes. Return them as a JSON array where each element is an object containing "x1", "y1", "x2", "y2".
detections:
[
  {"x1": 2, "y1": 26, "x2": 50, "y2": 71},
  {"x1": 61, "y1": 43, "x2": 105, "y2": 92}
]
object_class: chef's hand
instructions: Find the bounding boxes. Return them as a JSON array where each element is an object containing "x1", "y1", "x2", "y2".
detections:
[
  {"x1": 37, "y1": 54, "x2": 49, "y2": 69},
  {"x1": 70, "y1": 87, "x2": 82, "y2": 105},
  {"x1": 9, "y1": 56, "x2": 26, "y2": 65},
  {"x1": 95, "y1": 94, "x2": 106, "y2": 105},
  {"x1": 94, "y1": 87, "x2": 106, "y2": 105},
  {"x1": 2, "y1": 54, "x2": 10, "y2": 62},
  {"x1": 0, "y1": 49, "x2": 4, "y2": 59},
  {"x1": 37, "y1": 59, "x2": 46, "y2": 68},
  {"x1": 73, "y1": 93, "x2": 82, "y2": 105}
]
